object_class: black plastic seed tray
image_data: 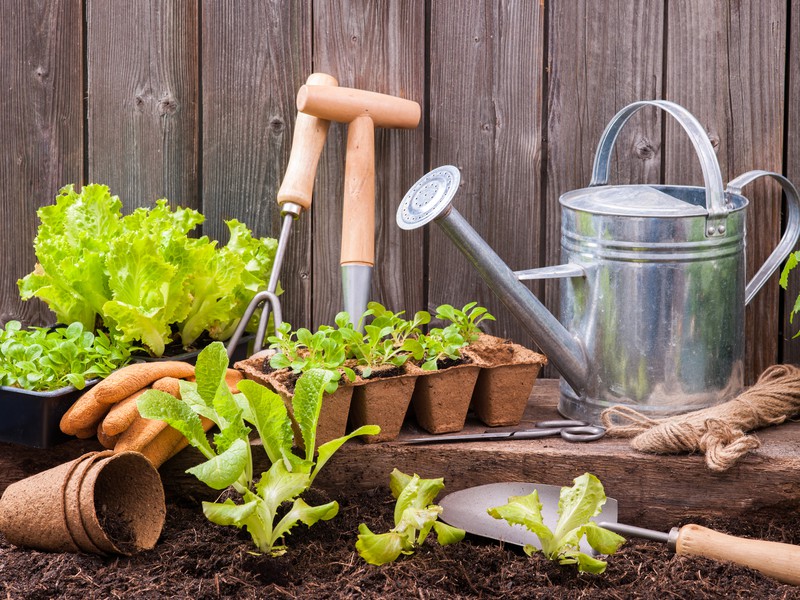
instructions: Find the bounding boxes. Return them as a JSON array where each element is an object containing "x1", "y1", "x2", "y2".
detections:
[{"x1": 0, "y1": 380, "x2": 98, "y2": 448}]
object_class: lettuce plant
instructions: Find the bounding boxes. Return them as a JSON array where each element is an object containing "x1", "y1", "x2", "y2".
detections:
[
  {"x1": 18, "y1": 183, "x2": 279, "y2": 356},
  {"x1": 435, "y1": 302, "x2": 495, "y2": 343},
  {"x1": 356, "y1": 469, "x2": 464, "y2": 565},
  {"x1": 401, "y1": 325, "x2": 467, "y2": 371},
  {"x1": 267, "y1": 321, "x2": 355, "y2": 391},
  {"x1": 488, "y1": 473, "x2": 625, "y2": 574},
  {"x1": 0, "y1": 320, "x2": 134, "y2": 391},
  {"x1": 138, "y1": 341, "x2": 378, "y2": 555}
]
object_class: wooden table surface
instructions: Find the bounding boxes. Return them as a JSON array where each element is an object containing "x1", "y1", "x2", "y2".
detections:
[{"x1": 1, "y1": 379, "x2": 798, "y2": 530}]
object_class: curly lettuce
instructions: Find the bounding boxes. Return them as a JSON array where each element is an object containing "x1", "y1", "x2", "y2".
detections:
[{"x1": 18, "y1": 184, "x2": 279, "y2": 357}]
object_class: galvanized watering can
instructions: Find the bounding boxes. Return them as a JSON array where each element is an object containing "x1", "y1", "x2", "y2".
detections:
[{"x1": 396, "y1": 100, "x2": 800, "y2": 424}]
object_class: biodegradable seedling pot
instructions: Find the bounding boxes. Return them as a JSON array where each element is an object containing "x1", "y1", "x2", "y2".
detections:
[
  {"x1": 349, "y1": 365, "x2": 418, "y2": 443},
  {"x1": 269, "y1": 370, "x2": 354, "y2": 449},
  {"x1": 467, "y1": 334, "x2": 548, "y2": 426},
  {"x1": 0, "y1": 450, "x2": 165, "y2": 555},
  {"x1": 409, "y1": 358, "x2": 481, "y2": 434},
  {"x1": 234, "y1": 349, "x2": 277, "y2": 390},
  {"x1": 235, "y1": 351, "x2": 355, "y2": 448},
  {"x1": 0, "y1": 380, "x2": 99, "y2": 448}
]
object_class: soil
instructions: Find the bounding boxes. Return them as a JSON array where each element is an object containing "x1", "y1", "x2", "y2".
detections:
[{"x1": 1, "y1": 487, "x2": 796, "y2": 599}]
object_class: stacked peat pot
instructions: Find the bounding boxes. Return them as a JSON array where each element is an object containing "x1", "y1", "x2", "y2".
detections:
[{"x1": 235, "y1": 302, "x2": 547, "y2": 443}]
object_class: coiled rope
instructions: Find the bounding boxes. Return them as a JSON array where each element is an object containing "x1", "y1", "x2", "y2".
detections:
[{"x1": 600, "y1": 364, "x2": 800, "y2": 472}]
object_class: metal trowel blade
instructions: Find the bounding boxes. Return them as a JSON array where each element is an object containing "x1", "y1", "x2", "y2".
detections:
[{"x1": 439, "y1": 482, "x2": 618, "y2": 554}]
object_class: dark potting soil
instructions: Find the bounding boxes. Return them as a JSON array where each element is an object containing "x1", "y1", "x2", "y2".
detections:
[
  {"x1": 1, "y1": 487, "x2": 797, "y2": 599},
  {"x1": 95, "y1": 504, "x2": 137, "y2": 555}
]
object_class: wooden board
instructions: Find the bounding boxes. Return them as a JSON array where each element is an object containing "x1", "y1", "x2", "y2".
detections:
[
  {"x1": 87, "y1": 0, "x2": 199, "y2": 210},
  {"x1": 3, "y1": 379, "x2": 797, "y2": 534},
  {"x1": 664, "y1": 0, "x2": 787, "y2": 383},
  {"x1": 0, "y1": 0, "x2": 83, "y2": 327},
  {"x1": 428, "y1": 0, "x2": 545, "y2": 349},
  {"x1": 782, "y1": 0, "x2": 800, "y2": 363},
  {"x1": 200, "y1": 1, "x2": 312, "y2": 324},
  {"x1": 310, "y1": 0, "x2": 426, "y2": 329}
]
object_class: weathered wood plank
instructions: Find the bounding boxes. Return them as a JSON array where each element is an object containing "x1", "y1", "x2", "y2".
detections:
[
  {"x1": 86, "y1": 0, "x2": 199, "y2": 210},
  {"x1": 782, "y1": 0, "x2": 800, "y2": 363},
  {"x1": 10, "y1": 379, "x2": 795, "y2": 534},
  {"x1": 664, "y1": 0, "x2": 787, "y2": 382},
  {"x1": 310, "y1": 0, "x2": 426, "y2": 329},
  {"x1": 0, "y1": 0, "x2": 83, "y2": 326},
  {"x1": 542, "y1": 0, "x2": 664, "y2": 376},
  {"x1": 427, "y1": 0, "x2": 545, "y2": 349},
  {"x1": 200, "y1": 0, "x2": 311, "y2": 327}
]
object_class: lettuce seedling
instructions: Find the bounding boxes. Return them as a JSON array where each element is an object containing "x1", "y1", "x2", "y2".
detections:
[
  {"x1": 267, "y1": 321, "x2": 355, "y2": 391},
  {"x1": 0, "y1": 320, "x2": 135, "y2": 391},
  {"x1": 138, "y1": 341, "x2": 378, "y2": 555},
  {"x1": 435, "y1": 302, "x2": 495, "y2": 343},
  {"x1": 401, "y1": 325, "x2": 466, "y2": 371},
  {"x1": 356, "y1": 469, "x2": 465, "y2": 565},
  {"x1": 488, "y1": 473, "x2": 625, "y2": 574}
]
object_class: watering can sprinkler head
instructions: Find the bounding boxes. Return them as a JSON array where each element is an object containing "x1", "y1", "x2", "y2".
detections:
[
  {"x1": 396, "y1": 166, "x2": 590, "y2": 402},
  {"x1": 396, "y1": 165, "x2": 460, "y2": 230}
]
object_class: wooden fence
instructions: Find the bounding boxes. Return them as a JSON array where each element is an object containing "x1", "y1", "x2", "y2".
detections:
[{"x1": 1, "y1": 0, "x2": 798, "y2": 383}]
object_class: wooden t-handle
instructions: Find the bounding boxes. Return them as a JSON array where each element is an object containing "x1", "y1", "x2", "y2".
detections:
[
  {"x1": 675, "y1": 524, "x2": 800, "y2": 586},
  {"x1": 276, "y1": 73, "x2": 338, "y2": 212},
  {"x1": 340, "y1": 115, "x2": 375, "y2": 266},
  {"x1": 297, "y1": 85, "x2": 420, "y2": 129}
]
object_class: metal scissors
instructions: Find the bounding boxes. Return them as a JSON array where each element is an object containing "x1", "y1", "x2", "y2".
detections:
[{"x1": 400, "y1": 420, "x2": 605, "y2": 445}]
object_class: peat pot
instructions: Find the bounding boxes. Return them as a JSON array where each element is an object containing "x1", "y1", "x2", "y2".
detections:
[{"x1": 396, "y1": 100, "x2": 800, "y2": 424}]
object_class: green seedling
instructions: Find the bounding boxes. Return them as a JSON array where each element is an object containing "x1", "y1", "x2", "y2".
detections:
[
  {"x1": 138, "y1": 341, "x2": 379, "y2": 556},
  {"x1": 0, "y1": 320, "x2": 134, "y2": 391},
  {"x1": 401, "y1": 325, "x2": 467, "y2": 371},
  {"x1": 435, "y1": 302, "x2": 495, "y2": 343},
  {"x1": 488, "y1": 473, "x2": 625, "y2": 574},
  {"x1": 336, "y1": 303, "x2": 432, "y2": 378},
  {"x1": 267, "y1": 322, "x2": 355, "y2": 392},
  {"x1": 356, "y1": 469, "x2": 465, "y2": 565}
]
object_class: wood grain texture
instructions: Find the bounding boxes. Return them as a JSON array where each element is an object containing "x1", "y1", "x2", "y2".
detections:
[
  {"x1": 782, "y1": 0, "x2": 800, "y2": 363},
  {"x1": 311, "y1": 0, "x2": 426, "y2": 329},
  {"x1": 428, "y1": 0, "x2": 544, "y2": 349},
  {"x1": 151, "y1": 379, "x2": 800, "y2": 532},
  {"x1": 543, "y1": 0, "x2": 663, "y2": 376},
  {"x1": 0, "y1": 0, "x2": 83, "y2": 326},
  {"x1": 664, "y1": 0, "x2": 787, "y2": 383},
  {"x1": 86, "y1": 0, "x2": 199, "y2": 210},
  {"x1": 201, "y1": 0, "x2": 311, "y2": 328}
]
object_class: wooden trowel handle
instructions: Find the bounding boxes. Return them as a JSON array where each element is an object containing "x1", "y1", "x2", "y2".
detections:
[
  {"x1": 276, "y1": 72, "x2": 338, "y2": 212},
  {"x1": 676, "y1": 524, "x2": 800, "y2": 586},
  {"x1": 340, "y1": 115, "x2": 376, "y2": 266}
]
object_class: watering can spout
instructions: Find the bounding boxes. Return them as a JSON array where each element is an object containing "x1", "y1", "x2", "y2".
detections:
[{"x1": 396, "y1": 167, "x2": 589, "y2": 397}]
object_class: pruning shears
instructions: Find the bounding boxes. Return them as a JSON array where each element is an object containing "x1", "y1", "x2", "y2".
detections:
[{"x1": 399, "y1": 420, "x2": 605, "y2": 445}]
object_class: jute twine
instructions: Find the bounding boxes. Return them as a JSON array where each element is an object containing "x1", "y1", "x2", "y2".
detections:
[{"x1": 600, "y1": 364, "x2": 800, "y2": 472}]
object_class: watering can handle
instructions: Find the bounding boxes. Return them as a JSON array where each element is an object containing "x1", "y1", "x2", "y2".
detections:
[
  {"x1": 590, "y1": 100, "x2": 728, "y2": 237},
  {"x1": 726, "y1": 170, "x2": 800, "y2": 305}
]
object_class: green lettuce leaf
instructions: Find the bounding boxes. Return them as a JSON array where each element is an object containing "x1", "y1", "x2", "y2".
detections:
[{"x1": 488, "y1": 473, "x2": 625, "y2": 574}]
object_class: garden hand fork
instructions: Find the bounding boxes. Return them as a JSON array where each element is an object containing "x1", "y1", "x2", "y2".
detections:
[{"x1": 227, "y1": 73, "x2": 338, "y2": 359}]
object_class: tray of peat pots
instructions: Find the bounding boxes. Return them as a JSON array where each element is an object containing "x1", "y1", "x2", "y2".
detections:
[
  {"x1": 0, "y1": 320, "x2": 137, "y2": 448},
  {"x1": 402, "y1": 303, "x2": 547, "y2": 433},
  {"x1": 335, "y1": 304, "x2": 429, "y2": 443},
  {"x1": 435, "y1": 303, "x2": 548, "y2": 427}
]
